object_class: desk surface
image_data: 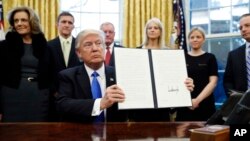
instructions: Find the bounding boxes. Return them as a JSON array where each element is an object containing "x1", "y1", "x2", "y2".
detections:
[{"x1": 0, "y1": 122, "x2": 205, "y2": 141}]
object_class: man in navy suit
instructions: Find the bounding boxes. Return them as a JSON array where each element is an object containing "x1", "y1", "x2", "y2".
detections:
[
  {"x1": 48, "y1": 12, "x2": 81, "y2": 121},
  {"x1": 48, "y1": 12, "x2": 81, "y2": 88},
  {"x1": 100, "y1": 22, "x2": 123, "y2": 66},
  {"x1": 56, "y1": 29, "x2": 127, "y2": 122},
  {"x1": 224, "y1": 13, "x2": 250, "y2": 95}
]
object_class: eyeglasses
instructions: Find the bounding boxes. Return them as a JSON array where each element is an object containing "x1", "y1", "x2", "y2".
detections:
[{"x1": 82, "y1": 41, "x2": 103, "y2": 49}]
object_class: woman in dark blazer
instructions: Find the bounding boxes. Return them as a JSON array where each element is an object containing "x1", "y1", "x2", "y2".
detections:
[{"x1": 0, "y1": 6, "x2": 54, "y2": 122}]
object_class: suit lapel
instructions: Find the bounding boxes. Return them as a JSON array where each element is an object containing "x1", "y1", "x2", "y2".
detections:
[
  {"x1": 110, "y1": 46, "x2": 115, "y2": 66},
  {"x1": 76, "y1": 65, "x2": 92, "y2": 98},
  {"x1": 76, "y1": 65, "x2": 115, "y2": 99},
  {"x1": 105, "y1": 66, "x2": 116, "y2": 87},
  {"x1": 237, "y1": 45, "x2": 246, "y2": 72},
  {"x1": 104, "y1": 66, "x2": 117, "y2": 121},
  {"x1": 68, "y1": 38, "x2": 76, "y2": 67},
  {"x1": 55, "y1": 37, "x2": 67, "y2": 68},
  {"x1": 109, "y1": 43, "x2": 122, "y2": 66},
  {"x1": 76, "y1": 65, "x2": 117, "y2": 121},
  {"x1": 239, "y1": 45, "x2": 247, "y2": 82}
]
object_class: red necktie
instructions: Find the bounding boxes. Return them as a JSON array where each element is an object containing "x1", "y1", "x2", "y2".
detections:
[{"x1": 105, "y1": 46, "x2": 111, "y2": 65}]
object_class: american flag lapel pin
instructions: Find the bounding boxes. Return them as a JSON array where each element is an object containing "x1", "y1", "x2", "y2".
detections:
[{"x1": 110, "y1": 77, "x2": 114, "y2": 82}]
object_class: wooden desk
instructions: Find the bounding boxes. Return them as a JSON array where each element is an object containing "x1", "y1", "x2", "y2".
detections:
[{"x1": 0, "y1": 122, "x2": 205, "y2": 141}]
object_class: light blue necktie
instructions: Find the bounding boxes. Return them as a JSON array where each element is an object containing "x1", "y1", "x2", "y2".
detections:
[
  {"x1": 247, "y1": 47, "x2": 250, "y2": 89},
  {"x1": 91, "y1": 71, "x2": 104, "y2": 122}
]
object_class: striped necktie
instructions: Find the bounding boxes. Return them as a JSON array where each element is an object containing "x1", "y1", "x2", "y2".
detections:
[{"x1": 247, "y1": 46, "x2": 250, "y2": 89}]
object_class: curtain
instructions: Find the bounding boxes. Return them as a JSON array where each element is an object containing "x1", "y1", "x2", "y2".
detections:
[
  {"x1": 122, "y1": 0, "x2": 173, "y2": 48},
  {"x1": 2, "y1": 0, "x2": 59, "y2": 40}
]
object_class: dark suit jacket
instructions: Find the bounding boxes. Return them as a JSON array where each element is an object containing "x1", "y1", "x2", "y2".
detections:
[
  {"x1": 48, "y1": 37, "x2": 81, "y2": 70},
  {"x1": 108, "y1": 43, "x2": 123, "y2": 66},
  {"x1": 56, "y1": 65, "x2": 128, "y2": 122},
  {"x1": 48, "y1": 37, "x2": 82, "y2": 89},
  {"x1": 223, "y1": 44, "x2": 248, "y2": 95}
]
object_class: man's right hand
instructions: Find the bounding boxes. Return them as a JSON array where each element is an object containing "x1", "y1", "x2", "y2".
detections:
[{"x1": 100, "y1": 84, "x2": 125, "y2": 110}]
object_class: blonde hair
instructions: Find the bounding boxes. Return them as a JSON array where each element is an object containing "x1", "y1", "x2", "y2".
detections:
[
  {"x1": 142, "y1": 17, "x2": 165, "y2": 48},
  {"x1": 188, "y1": 27, "x2": 206, "y2": 39}
]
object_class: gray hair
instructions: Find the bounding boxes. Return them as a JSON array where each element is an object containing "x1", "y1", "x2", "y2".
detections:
[
  {"x1": 142, "y1": 17, "x2": 165, "y2": 48},
  {"x1": 100, "y1": 22, "x2": 115, "y2": 31},
  {"x1": 75, "y1": 29, "x2": 105, "y2": 49}
]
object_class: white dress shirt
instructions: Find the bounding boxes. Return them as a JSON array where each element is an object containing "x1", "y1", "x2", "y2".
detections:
[
  {"x1": 85, "y1": 64, "x2": 106, "y2": 118},
  {"x1": 105, "y1": 42, "x2": 114, "y2": 55},
  {"x1": 59, "y1": 36, "x2": 72, "y2": 66}
]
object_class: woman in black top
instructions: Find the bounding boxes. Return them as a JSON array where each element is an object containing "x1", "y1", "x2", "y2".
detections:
[
  {"x1": 0, "y1": 6, "x2": 54, "y2": 122},
  {"x1": 176, "y1": 27, "x2": 218, "y2": 121}
]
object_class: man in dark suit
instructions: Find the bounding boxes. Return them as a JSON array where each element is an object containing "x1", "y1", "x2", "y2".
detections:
[
  {"x1": 224, "y1": 13, "x2": 250, "y2": 96},
  {"x1": 55, "y1": 29, "x2": 195, "y2": 123},
  {"x1": 48, "y1": 12, "x2": 81, "y2": 87},
  {"x1": 56, "y1": 29, "x2": 127, "y2": 122},
  {"x1": 100, "y1": 22, "x2": 123, "y2": 66},
  {"x1": 48, "y1": 12, "x2": 81, "y2": 121}
]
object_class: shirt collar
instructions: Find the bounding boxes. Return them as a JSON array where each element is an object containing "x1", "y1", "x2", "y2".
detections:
[
  {"x1": 59, "y1": 35, "x2": 72, "y2": 44},
  {"x1": 84, "y1": 63, "x2": 105, "y2": 79},
  {"x1": 106, "y1": 42, "x2": 115, "y2": 49}
]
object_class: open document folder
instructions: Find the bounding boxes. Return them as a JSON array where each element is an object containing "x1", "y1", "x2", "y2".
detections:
[{"x1": 114, "y1": 48, "x2": 192, "y2": 110}]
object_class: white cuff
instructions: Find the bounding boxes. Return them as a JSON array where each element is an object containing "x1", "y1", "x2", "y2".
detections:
[{"x1": 91, "y1": 98, "x2": 103, "y2": 116}]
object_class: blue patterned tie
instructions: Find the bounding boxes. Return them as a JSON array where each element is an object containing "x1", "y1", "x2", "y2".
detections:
[
  {"x1": 91, "y1": 71, "x2": 104, "y2": 122},
  {"x1": 247, "y1": 47, "x2": 250, "y2": 89}
]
